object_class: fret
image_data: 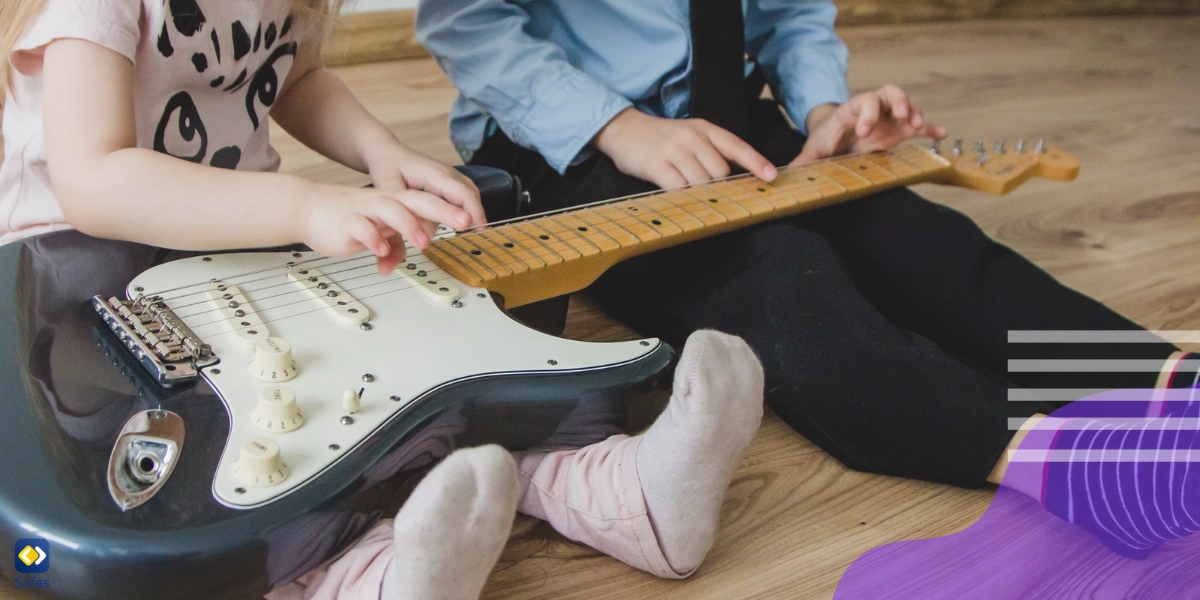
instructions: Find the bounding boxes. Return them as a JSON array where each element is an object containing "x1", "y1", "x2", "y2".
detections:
[
  {"x1": 537, "y1": 217, "x2": 604, "y2": 256},
  {"x1": 861, "y1": 150, "x2": 924, "y2": 179},
  {"x1": 768, "y1": 171, "x2": 825, "y2": 204},
  {"x1": 784, "y1": 167, "x2": 849, "y2": 197},
  {"x1": 809, "y1": 161, "x2": 872, "y2": 191},
  {"x1": 626, "y1": 200, "x2": 686, "y2": 237},
  {"x1": 832, "y1": 156, "x2": 899, "y2": 185},
  {"x1": 514, "y1": 221, "x2": 582, "y2": 261},
  {"x1": 594, "y1": 204, "x2": 664, "y2": 243},
  {"x1": 892, "y1": 144, "x2": 951, "y2": 171},
  {"x1": 458, "y1": 233, "x2": 529, "y2": 275},
  {"x1": 498, "y1": 225, "x2": 562, "y2": 266},
  {"x1": 553, "y1": 213, "x2": 623, "y2": 251},
  {"x1": 482, "y1": 227, "x2": 548, "y2": 269},
  {"x1": 444, "y1": 237, "x2": 508, "y2": 278},
  {"x1": 707, "y1": 180, "x2": 774, "y2": 215},
  {"x1": 574, "y1": 207, "x2": 642, "y2": 246},
  {"x1": 640, "y1": 192, "x2": 707, "y2": 231},
  {"x1": 672, "y1": 188, "x2": 731, "y2": 226},
  {"x1": 727, "y1": 178, "x2": 800, "y2": 211},
  {"x1": 683, "y1": 186, "x2": 753, "y2": 220},
  {"x1": 423, "y1": 243, "x2": 488, "y2": 286}
]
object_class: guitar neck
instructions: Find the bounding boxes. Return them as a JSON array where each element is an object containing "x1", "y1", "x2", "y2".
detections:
[{"x1": 424, "y1": 142, "x2": 953, "y2": 308}]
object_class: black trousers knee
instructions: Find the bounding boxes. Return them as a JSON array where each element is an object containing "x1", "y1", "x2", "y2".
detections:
[{"x1": 469, "y1": 100, "x2": 1178, "y2": 488}]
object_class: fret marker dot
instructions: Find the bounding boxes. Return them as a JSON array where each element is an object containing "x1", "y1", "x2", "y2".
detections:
[
  {"x1": 757, "y1": 187, "x2": 766, "y2": 192},
  {"x1": 651, "y1": 220, "x2": 662, "y2": 226},
  {"x1": 629, "y1": 207, "x2": 639, "y2": 212},
  {"x1": 807, "y1": 177, "x2": 816, "y2": 181},
  {"x1": 470, "y1": 250, "x2": 482, "y2": 255},
  {"x1": 708, "y1": 198, "x2": 718, "y2": 203},
  {"x1": 539, "y1": 235, "x2": 550, "y2": 240},
  {"x1": 577, "y1": 227, "x2": 588, "y2": 232},
  {"x1": 503, "y1": 243, "x2": 514, "y2": 248}
]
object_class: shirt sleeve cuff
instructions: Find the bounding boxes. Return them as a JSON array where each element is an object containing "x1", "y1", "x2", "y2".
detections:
[
  {"x1": 779, "y1": 74, "x2": 850, "y2": 136},
  {"x1": 10, "y1": 1, "x2": 140, "y2": 76},
  {"x1": 507, "y1": 67, "x2": 632, "y2": 174}
]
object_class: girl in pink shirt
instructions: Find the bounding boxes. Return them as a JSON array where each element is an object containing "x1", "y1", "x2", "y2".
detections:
[{"x1": 0, "y1": 2, "x2": 766, "y2": 599}]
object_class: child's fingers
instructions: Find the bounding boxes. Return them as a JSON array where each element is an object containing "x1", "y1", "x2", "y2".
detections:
[
  {"x1": 692, "y1": 139, "x2": 733, "y2": 180},
  {"x1": 706, "y1": 125, "x2": 777, "y2": 181},
  {"x1": 426, "y1": 169, "x2": 487, "y2": 228},
  {"x1": 877, "y1": 85, "x2": 910, "y2": 121},
  {"x1": 394, "y1": 189, "x2": 472, "y2": 232},
  {"x1": 367, "y1": 197, "x2": 430, "y2": 249},
  {"x1": 346, "y1": 213, "x2": 394, "y2": 260},
  {"x1": 852, "y1": 94, "x2": 881, "y2": 138},
  {"x1": 375, "y1": 230, "x2": 407, "y2": 275}
]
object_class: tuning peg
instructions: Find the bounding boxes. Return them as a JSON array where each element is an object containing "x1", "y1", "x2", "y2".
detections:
[
  {"x1": 1034, "y1": 138, "x2": 1046, "y2": 154},
  {"x1": 931, "y1": 139, "x2": 942, "y2": 154},
  {"x1": 977, "y1": 150, "x2": 990, "y2": 166},
  {"x1": 994, "y1": 139, "x2": 1006, "y2": 154},
  {"x1": 1015, "y1": 139, "x2": 1025, "y2": 153},
  {"x1": 973, "y1": 140, "x2": 986, "y2": 154},
  {"x1": 952, "y1": 137, "x2": 963, "y2": 156}
]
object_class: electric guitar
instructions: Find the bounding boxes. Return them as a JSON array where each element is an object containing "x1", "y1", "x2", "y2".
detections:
[{"x1": 0, "y1": 139, "x2": 1078, "y2": 600}]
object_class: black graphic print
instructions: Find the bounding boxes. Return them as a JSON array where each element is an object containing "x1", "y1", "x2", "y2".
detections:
[
  {"x1": 210, "y1": 146, "x2": 242, "y2": 169},
  {"x1": 154, "y1": 92, "x2": 207, "y2": 163},
  {"x1": 157, "y1": 22, "x2": 174, "y2": 57},
  {"x1": 232, "y1": 21, "x2": 251, "y2": 60},
  {"x1": 246, "y1": 42, "x2": 297, "y2": 130},
  {"x1": 169, "y1": 0, "x2": 206, "y2": 36},
  {"x1": 152, "y1": 3, "x2": 297, "y2": 169}
]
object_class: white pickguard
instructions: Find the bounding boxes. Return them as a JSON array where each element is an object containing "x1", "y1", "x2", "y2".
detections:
[{"x1": 127, "y1": 249, "x2": 658, "y2": 509}]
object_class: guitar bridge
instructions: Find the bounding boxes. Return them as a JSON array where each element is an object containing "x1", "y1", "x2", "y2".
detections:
[{"x1": 93, "y1": 295, "x2": 219, "y2": 386}]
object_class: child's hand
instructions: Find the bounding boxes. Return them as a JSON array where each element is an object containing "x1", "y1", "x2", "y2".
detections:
[
  {"x1": 366, "y1": 145, "x2": 487, "y2": 231},
  {"x1": 791, "y1": 85, "x2": 947, "y2": 165},
  {"x1": 298, "y1": 184, "x2": 474, "y2": 275},
  {"x1": 592, "y1": 108, "x2": 778, "y2": 189}
]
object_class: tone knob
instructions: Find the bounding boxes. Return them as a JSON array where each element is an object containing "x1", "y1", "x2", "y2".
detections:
[
  {"x1": 248, "y1": 337, "x2": 298, "y2": 382},
  {"x1": 231, "y1": 437, "x2": 289, "y2": 488},
  {"x1": 252, "y1": 387, "x2": 305, "y2": 433}
]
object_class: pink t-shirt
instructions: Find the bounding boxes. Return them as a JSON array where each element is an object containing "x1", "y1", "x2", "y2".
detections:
[{"x1": 0, "y1": 0, "x2": 305, "y2": 244}]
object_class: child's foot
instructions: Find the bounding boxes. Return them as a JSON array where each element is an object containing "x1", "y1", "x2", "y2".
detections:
[
  {"x1": 382, "y1": 445, "x2": 518, "y2": 600},
  {"x1": 635, "y1": 329, "x2": 765, "y2": 574},
  {"x1": 1042, "y1": 401, "x2": 1200, "y2": 558}
]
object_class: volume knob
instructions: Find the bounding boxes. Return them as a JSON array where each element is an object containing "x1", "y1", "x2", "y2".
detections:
[
  {"x1": 231, "y1": 437, "x2": 289, "y2": 488},
  {"x1": 252, "y1": 387, "x2": 305, "y2": 433},
  {"x1": 249, "y1": 337, "x2": 298, "y2": 382}
]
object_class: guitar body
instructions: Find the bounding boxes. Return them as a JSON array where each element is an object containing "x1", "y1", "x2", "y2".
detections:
[{"x1": 0, "y1": 231, "x2": 670, "y2": 600}]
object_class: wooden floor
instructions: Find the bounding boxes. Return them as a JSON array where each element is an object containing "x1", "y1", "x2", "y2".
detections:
[{"x1": 5, "y1": 15, "x2": 1200, "y2": 600}]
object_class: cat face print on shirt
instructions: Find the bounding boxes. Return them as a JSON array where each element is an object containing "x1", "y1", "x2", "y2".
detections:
[{"x1": 150, "y1": 0, "x2": 298, "y2": 170}]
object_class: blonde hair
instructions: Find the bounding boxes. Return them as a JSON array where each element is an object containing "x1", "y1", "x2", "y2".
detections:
[{"x1": 1, "y1": 0, "x2": 346, "y2": 106}]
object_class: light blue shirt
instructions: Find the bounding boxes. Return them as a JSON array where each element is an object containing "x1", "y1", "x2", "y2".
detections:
[{"x1": 416, "y1": 0, "x2": 850, "y2": 173}]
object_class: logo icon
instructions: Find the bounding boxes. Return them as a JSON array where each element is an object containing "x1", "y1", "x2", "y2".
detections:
[{"x1": 14, "y1": 538, "x2": 49, "y2": 573}]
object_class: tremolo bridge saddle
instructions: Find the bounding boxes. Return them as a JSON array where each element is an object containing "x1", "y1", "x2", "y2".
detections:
[{"x1": 93, "y1": 294, "x2": 218, "y2": 386}]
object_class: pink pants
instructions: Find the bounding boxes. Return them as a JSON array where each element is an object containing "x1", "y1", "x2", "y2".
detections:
[{"x1": 267, "y1": 435, "x2": 678, "y2": 600}]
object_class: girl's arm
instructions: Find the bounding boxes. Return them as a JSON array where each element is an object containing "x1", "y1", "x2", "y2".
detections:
[
  {"x1": 269, "y1": 42, "x2": 486, "y2": 226},
  {"x1": 43, "y1": 39, "x2": 470, "y2": 273}
]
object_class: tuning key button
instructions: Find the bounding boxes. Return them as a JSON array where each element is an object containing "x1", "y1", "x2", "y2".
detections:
[
  {"x1": 231, "y1": 437, "x2": 290, "y2": 488},
  {"x1": 249, "y1": 337, "x2": 298, "y2": 382},
  {"x1": 252, "y1": 387, "x2": 305, "y2": 433}
]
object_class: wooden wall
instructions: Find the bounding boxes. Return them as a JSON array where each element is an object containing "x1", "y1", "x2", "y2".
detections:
[{"x1": 323, "y1": 0, "x2": 1200, "y2": 65}]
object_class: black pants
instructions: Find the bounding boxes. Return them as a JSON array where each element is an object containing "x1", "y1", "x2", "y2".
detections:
[{"x1": 470, "y1": 100, "x2": 1179, "y2": 488}]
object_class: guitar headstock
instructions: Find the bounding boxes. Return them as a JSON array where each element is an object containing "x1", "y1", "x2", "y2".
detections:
[{"x1": 931, "y1": 137, "x2": 1080, "y2": 195}]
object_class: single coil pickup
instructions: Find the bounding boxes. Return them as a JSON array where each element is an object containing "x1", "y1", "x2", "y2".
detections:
[
  {"x1": 394, "y1": 261, "x2": 461, "y2": 305},
  {"x1": 286, "y1": 267, "x2": 372, "y2": 326},
  {"x1": 206, "y1": 282, "x2": 271, "y2": 350}
]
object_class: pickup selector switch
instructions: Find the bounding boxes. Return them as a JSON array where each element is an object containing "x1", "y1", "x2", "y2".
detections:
[
  {"x1": 249, "y1": 337, "x2": 298, "y2": 382},
  {"x1": 231, "y1": 437, "x2": 289, "y2": 488},
  {"x1": 252, "y1": 387, "x2": 305, "y2": 433}
]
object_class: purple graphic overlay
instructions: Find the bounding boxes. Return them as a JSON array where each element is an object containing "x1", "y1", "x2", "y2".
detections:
[{"x1": 834, "y1": 377, "x2": 1200, "y2": 598}]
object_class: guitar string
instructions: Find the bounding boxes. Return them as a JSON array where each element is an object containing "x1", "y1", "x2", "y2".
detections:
[
  {"x1": 140, "y1": 145, "x2": 938, "y2": 309},
  {"x1": 165, "y1": 253, "x2": 443, "y2": 315},
  {"x1": 169, "y1": 147, "x2": 943, "y2": 339}
]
